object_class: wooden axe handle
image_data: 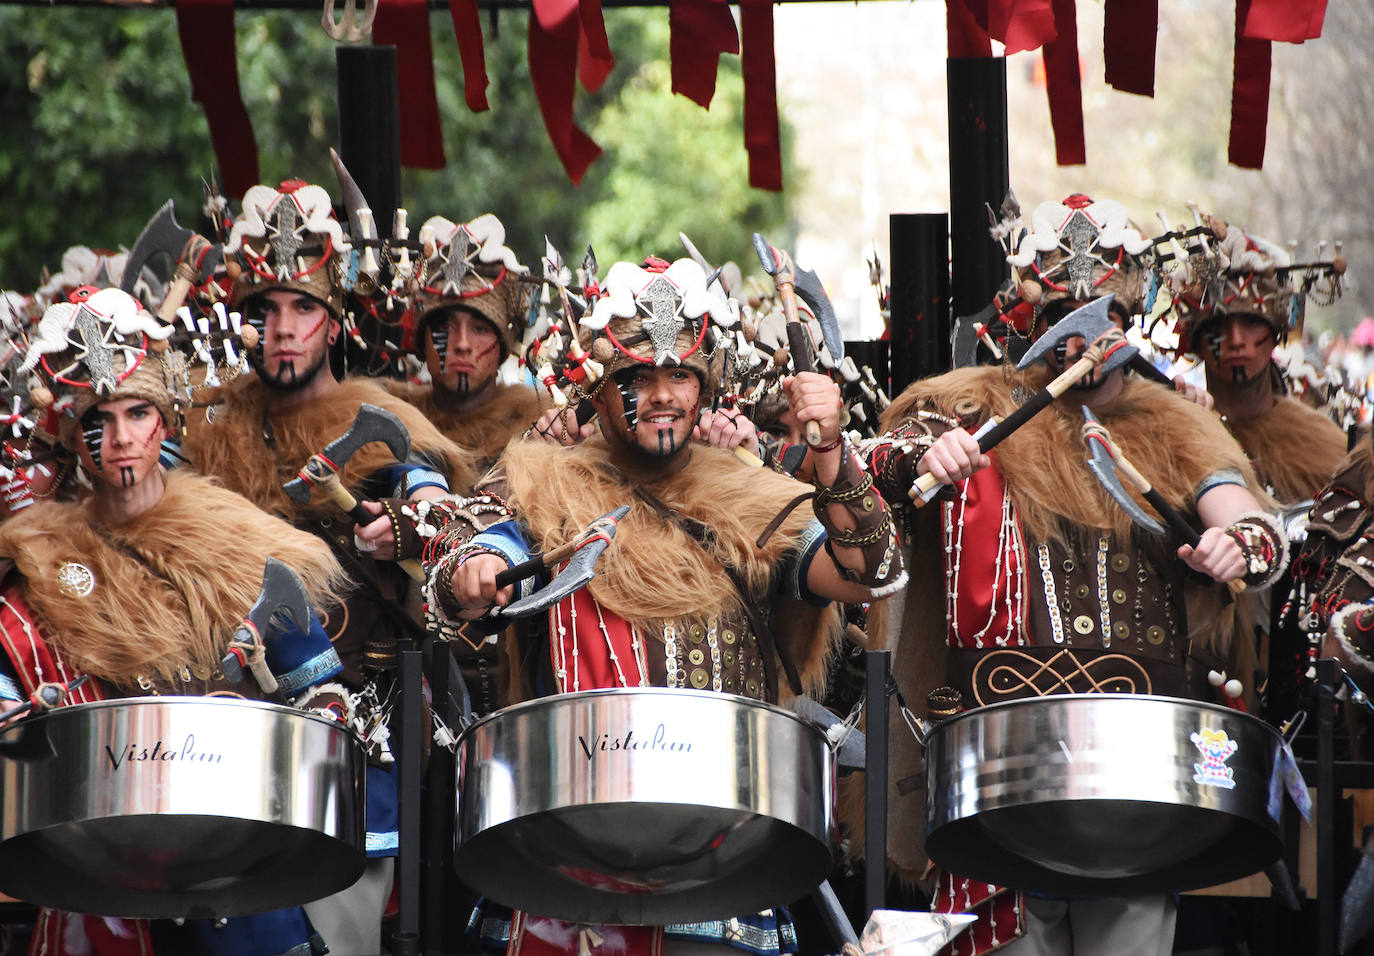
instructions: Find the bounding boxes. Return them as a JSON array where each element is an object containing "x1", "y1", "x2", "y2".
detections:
[
  {"x1": 320, "y1": 476, "x2": 425, "y2": 583},
  {"x1": 155, "y1": 262, "x2": 199, "y2": 324},
  {"x1": 776, "y1": 278, "x2": 823, "y2": 446},
  {"x1": 1099, "y1": 434, "x2": 1244, "y2": 590},
  {"x1": 1108, "y1": 449, "x2": 1203, "y2": 549},
  {"x1": 909, "y1": 348, "x2": 1108, "y2": 504},
  {"x1": 494, "y1": 538, "x2": 579, "y2": 589}
]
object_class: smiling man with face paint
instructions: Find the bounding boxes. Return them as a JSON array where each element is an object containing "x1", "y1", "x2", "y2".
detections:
[{"x1": 411, "y1": 254, "x2": 905, "y2": 956}]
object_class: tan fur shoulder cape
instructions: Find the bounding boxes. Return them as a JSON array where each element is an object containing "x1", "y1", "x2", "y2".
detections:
[
  {"x1": 884, "y1": 365, "x2": 1260, "y2": 544},
  {"x1": 0, "y1": 470, "x2": 347, "y2": 686},
  {"x1": 384, "y1": 380, "x2": 542, "y2": 476},
  {"x1": 496, "y1": 437, "x2": 841, "y2": 695},
  {"x1": 184, "y1": 376, "x2": 477, "y2": 520},
  {"x1": 1226, "y1": 396, "x2": 1347, "y2": 505}
]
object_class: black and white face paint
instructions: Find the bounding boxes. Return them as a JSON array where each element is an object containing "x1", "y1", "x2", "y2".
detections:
[{"x1": 79, "y1": 408, "x2": 104, "y2": 473}]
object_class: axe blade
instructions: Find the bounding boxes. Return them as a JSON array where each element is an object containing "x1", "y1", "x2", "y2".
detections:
[
  {"x1": 330, "y1": 147, "x2": 371, "y2": 241},
  {"x1": 751, "y1": 233, "x2": 780, "y2": 277},
  {"x1": 123, "y1": 200, "x2": 222, "y2": 294},
  {"x1": 243, "y1": 557, "x2": 311, "y2": 639},
  {"x1": 495, "y1": 506, "x2": 629, "y2": 618},
  {"x1": 1081, "y1": 406, "x2": 1166, "y2": 536},
  {"x1": 283, "y1": 403, "x2": 412, "y2": 503},
  {"x1": 1017, "y1": 295, "x2": 1122, "y2": 371},
  {"x1": 791, "y1": 265, "x2": 844, "y2": 364},
  {"x1": 952, "y1": 302, "x2": 999, "y2": 369},
  {"x1": 679, "y1": 231, "x2": 714, "y2": 276}
]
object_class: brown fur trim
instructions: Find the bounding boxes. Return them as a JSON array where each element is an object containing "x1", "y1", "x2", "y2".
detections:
[
  {"x1": 1226, "y1": 397, "x2": 1347, "y2": 505},
  {"x1": 496, "y1": 437, "x2": 841, "y2": 692},
  {"x1": 870, "y1": 370, "x2": 1265, "y2": 878},
  {"x1": 183, "y1": 376, "x2": 476, "y2": 520},
  {"x1": 383, "y1": 380, "x2": 542, "y2": 477},
  {"x1": 883, "y1": 366, "x2": 1260, "y2": 544},
  {"x1": 0, "y1": 470, "x2": 347, "y2": 686}
]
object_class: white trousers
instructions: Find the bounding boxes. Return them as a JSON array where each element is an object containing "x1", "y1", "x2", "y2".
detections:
[
  {"x1": 998, "y1": 895, "x2": 1177, "y2": 956},
  {"x1": 302, "y1": 857, "x2": 395, "y2": 956}
]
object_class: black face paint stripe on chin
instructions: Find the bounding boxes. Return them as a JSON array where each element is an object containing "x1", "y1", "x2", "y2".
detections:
[{"x1": 120, "y1": 466, "x2": 135, "y2": 487}]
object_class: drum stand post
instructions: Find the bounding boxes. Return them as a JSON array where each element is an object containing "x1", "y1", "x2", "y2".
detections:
[
  {"x1": 1317, "y1": 657, "x2": 1337, "y2": 956},
  {"x1": 864, "y1": 649, "x2": 891, "y2": 921},
  {"x1": 392, "y1": 640, "x2": 424, "y2": 956}
]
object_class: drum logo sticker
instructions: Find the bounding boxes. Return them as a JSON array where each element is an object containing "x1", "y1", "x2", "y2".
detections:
[{"x1": 1190, "y1": 727, "x2": 1239, "y2": 790}]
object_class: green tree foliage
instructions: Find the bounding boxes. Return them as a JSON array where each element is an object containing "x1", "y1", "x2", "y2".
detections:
[{"x1": 0, "y1": 6, "x2": 793, "y2": 292}]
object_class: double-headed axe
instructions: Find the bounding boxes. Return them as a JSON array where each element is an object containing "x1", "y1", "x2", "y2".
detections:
[
  {"x1": 1080, "y1": 408, "x2": 1247, "y2": 595},
  {"x1": 489, "y1": 505, "x2": 630, "y2": 618},
  {"x1": 123, "y1": 200, "x2": 224, "y2": 323},
  {"x1": 221, "y1": 557, "x2": 312, "y2": 695},
  {"x1": 752, "y1": 233, "x2": 845, "y2": 446},
  {"x1": 282, "y1": 403, "x2": 425, "y2": 582},
  {"x1": 910, "y1": 296, "x2": 1136, "y2": 504}
]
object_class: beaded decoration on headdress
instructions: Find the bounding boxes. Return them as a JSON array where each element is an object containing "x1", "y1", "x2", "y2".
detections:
[
  {"x1": 16, "y1": 287, "x2": 253, "y2": 457},
  {"x1": 1004, "y1": 194, "x2": 1153, "y2": 325},
  {"x1": 412, "y1": 214, "x2": 531, "y2": 360},
  {"x1": 1154, "y1": 205, "x2": 1345, "y2": 355},
  {"x1": 580, "y1": 257, "x2": 737, "y2": 397},
  {"x1": 225, "y1": 181, "x2": 351, "y2": 320}
]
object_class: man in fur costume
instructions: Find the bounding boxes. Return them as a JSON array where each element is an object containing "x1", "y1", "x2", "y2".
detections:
[
  {"x1": 1161, "y1": 214, "x2": 1350, "y2": 729},
  {"x1": 418, "y1": 256, "x2": 905, "y2": 956},
  {"x1": 379, "y1": 214, "x2": 544, "y2": 715},
  {"x1": 1162, "y1": 212, "x2": 1346, "y2": 504},
  {"x1": 863, "y1": 196, "x2": 1286, "y2": 956},
  {"x1": 181, "y1": 180, "x2": 475, "y2": 955},
  {"x1": 1287, "y1": 432, "x2": 1374, "y2": 685},
  {"x1": 0, "y1": 287, "x2": 352, "y2": 956},
  {"x1": 383, "y1": 213, "x2": 542, "y2": 477}
]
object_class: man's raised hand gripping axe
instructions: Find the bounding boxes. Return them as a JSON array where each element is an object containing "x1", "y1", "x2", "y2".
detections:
[
  {"x1": 1080, "y1": 406, "x2": 1249, "y2": 591},
  {"x1": 910, "y1": 296, "x2": 1135, "y2": 505},
  {"x1": 751, "y1": 233, "x2": 846, "y2": 447},
  {"x1": 445, "y1": 506, "x2": 630, "y2": 620},
  {"x1": 282, "y1": 403, "x2": 426, "y2": 581}
]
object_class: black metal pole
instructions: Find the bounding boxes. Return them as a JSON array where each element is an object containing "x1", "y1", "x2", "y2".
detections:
[
  {"x1": 887, "y1": 214, "x2": 950, "y2": 396},
  {"x1": 864, "y1": 649, "x2": 891, "y2": 921},
  {"x1": 336, "y1": 45, "x2": 402, "y2": 233},
  {"x1": 392, "y1": 641, "x2": 424, "y2": 956},
  {"x1": 1317, "y1": 657, "x2": 1336, "y2": 956},
  {"x1": 946, "y1": 57, "x2": 1010, "y2": 319},
  {"x1": 423, "y1": 646, "x2": 455, "y2": 954}
]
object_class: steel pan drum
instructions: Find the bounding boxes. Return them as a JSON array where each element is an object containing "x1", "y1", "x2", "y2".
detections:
[
  {"x1": 455, "y1": 687, "x2": 835, "y2": 925},
  {"x1": 925, "y1": 694, "x2": 1285, "y2": 896},
  {"x1": 0, "y1": 697, "x2": 366, "y2": 918}
]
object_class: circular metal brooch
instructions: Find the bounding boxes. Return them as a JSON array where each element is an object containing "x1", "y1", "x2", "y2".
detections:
[{"x1": 57, "y1": 562, "x2": 95, "y2": 598}]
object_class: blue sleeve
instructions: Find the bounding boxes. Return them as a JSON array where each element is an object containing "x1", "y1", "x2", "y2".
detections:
[
  {"x1": 462, "y1": 520, "x2": 541, "y2": 637},
  {"x1": 386, "y1": 463, "x2": 450, "y2": 498},
  {"x1": 776, "y1": 520, "x2": 831, "y2": 608},
  {"x1": 266, "y1": 615, "x2": 344, "y2": 698}
]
